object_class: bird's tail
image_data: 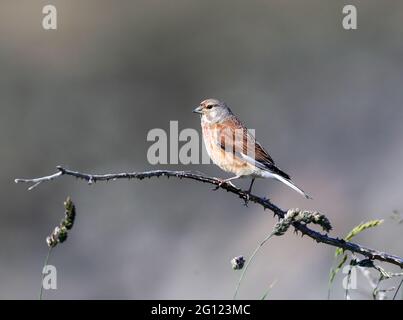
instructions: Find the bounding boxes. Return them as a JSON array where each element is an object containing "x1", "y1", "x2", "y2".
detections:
[{"x1": 271, "y1": 173, "x2": 312, "y2": 199}]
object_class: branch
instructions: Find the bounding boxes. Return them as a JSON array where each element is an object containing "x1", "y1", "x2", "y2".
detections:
[{"x1": 15, "y1": 166, "x2": 403, "y2": 268}]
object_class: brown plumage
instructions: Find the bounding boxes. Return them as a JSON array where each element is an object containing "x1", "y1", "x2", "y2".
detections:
[{"x1": 194, "y1": 98, "x2": 310, "y2": 199}]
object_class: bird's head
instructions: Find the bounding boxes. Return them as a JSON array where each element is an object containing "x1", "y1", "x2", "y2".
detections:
[{"x1": 193, "y1": 98, "x2": 232, "y2": 122}]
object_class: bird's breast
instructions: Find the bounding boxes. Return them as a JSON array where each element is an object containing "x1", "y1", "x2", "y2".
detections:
[{"x1": 201, "y1": 120, "x2": 256, "y2": 176}]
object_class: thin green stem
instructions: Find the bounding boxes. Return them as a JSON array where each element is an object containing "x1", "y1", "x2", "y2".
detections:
[
  {"x1": 327, "y1": 259, "x2": 336, "y2": 300},
  {"x1": 233, "y1": 231, "x2": 275, "y2": 300},
  {"x1": 39, "y1": 247, "x2": 53, "y2": 300},
  {"x1": 260, "y1": 279, "x2": 277, "y2": 300},
  {"x1": 393, "y1": 278, "x2": 403, "y2": 300}
]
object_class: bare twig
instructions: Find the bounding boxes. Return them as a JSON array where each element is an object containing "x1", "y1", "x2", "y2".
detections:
[
  {"x1": 15, "y1": 166, "x2": 403, "y2": 268},
  {"x1": 357, "y1": 262, "x2": 387, "y2": 300},
  {"x1": 15, "y1": 170, "x2": 63, "y2": 191}
]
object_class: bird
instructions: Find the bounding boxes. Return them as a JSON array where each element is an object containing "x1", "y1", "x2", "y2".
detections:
[{"x1": 193, "y1": 98, "x2": 311, "y2": 199}]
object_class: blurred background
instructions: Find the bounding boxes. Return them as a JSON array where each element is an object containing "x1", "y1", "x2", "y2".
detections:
[{"x1": 1, "y1": 0, "x2": 402, "y2": 299}]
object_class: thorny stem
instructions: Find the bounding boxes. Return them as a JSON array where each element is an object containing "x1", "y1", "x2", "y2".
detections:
[{"x1": 15, "y1": 166, "x2": 403, "y2": 269}]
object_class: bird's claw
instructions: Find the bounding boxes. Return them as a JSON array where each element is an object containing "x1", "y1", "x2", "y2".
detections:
[
  {"x1": 212, "y1": 179, "x2": 235, "y2": 191},
  {"x1": 243, "y1": 191, "x2": 251, "y2": 207}
]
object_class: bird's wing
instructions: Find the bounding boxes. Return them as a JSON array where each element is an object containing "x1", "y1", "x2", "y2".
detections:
[{"x1": 213, "y1": 116, "x2": 291, "y2": 180}]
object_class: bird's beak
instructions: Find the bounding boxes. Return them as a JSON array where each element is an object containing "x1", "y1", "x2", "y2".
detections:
[{"x1": 193, "y1": 106, "x2": 203, "y2": 114}]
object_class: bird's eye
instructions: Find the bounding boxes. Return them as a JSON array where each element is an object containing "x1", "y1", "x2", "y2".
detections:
[{"x1": 206, "y1": 105, "x2": 213, "y2": 109}]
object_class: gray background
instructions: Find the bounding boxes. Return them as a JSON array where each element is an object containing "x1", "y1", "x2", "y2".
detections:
[{"x1": 1, "y1": 0, "x2": 402, "y2": 299}]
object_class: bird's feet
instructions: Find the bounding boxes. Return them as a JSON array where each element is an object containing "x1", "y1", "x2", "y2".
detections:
[
  {"x1": 212, "y1": 178, "x2": 236, "y2": 191},
  {"x1": 243, "y1": 190, "x2": 252, "y2": 207},
  {"x1": 242, "y1": 178, "x2": 255, "y2": 207}
]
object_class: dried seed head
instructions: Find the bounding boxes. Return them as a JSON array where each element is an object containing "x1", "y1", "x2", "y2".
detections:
[
  {"x1": 231, "y1": 256, "x2": 246, "y2": 270},
  {"x1": 274, "y1": 208, "x2": 332, "y2": 236},
  {"x1": 46, "y1": 197, "x2": 76, "y2": 248}
]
